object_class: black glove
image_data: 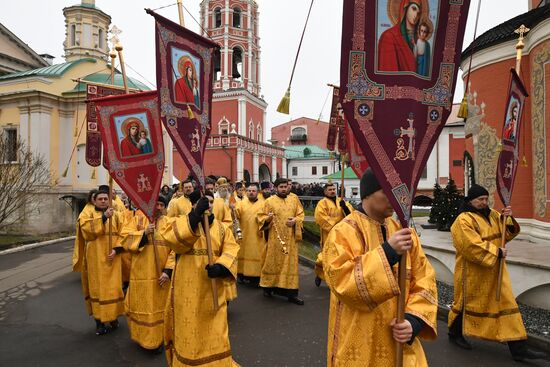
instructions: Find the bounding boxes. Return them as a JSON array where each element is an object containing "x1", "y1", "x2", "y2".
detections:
[
  {"x1": 340, "y1": 200, "x2": 351, "y2": 216},
  {"x1": 189, "y1": 197, "x2": 210, "y2": 231},
  {"x1": 205, "y1": 263, "x2": 231, "y2": 278}
]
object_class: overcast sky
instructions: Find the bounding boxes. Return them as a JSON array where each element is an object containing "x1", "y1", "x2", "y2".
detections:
[{"x1": 2, "y1": 0, "x2": 528, "y2": 138}]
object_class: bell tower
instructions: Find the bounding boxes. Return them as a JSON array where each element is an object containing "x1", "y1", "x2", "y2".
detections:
[
  {"x1": 63, "y1": 0, "x2": 111, "y2": 62},
  {"x1": 201, "y1": 0, "x2": 261, "y2": 95}
]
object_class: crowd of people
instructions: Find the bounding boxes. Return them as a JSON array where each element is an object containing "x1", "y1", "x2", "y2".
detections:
[{"x1": 72, "y1": 172, "x2": 546, "y2": 366}]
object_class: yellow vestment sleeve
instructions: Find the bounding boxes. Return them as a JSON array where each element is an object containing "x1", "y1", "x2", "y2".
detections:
[
  {"x1": 324, "y1": 221, "x2": 400, "y2": 312},
  {"x1": 164, "y1": 250, "x2": 176, "y2": 270},
  {"x1": 159, "y1": 216, "x2": 200, "y2": 254},
  {"x1": 215, "y1": 223, "x2": 240, "y2": 279},
  {"x1": 451, "y1": 214, "x2": 500, "y2": 267},
  {"x1": 120, "y1": 215, "x2": 149, "y2": 253}
]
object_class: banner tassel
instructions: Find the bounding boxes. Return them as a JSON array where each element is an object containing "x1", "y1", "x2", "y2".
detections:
[
  {"x1": 187, "y1": 105, "x2": 195, "y2": 119},
  {"x1": 457, "y1": 94, "x2": 468, "y2": 119},
  {"x1": 61, "y1": 166, "x2": 69, "y2": 178},
  {"x1": 91, "y1": 168, "x2": 96, "y2": 180},
  {"x1": 277, "y1": 88, "x2": 291, "y2": 114},
  {"x1": 522, "y1": 156, "x2": 528, "y2": 167}
]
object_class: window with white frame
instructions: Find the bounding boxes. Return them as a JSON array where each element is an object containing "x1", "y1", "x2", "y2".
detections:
[
  {"x1": 219, "y1": 118, "x2": 230, "y2": 135},
  {"x1": 292, "y1": 167, "x2": 298, "y2": 176},
  {"x1": 249, "y1": 121, "x2": 254, "y2": 139}
]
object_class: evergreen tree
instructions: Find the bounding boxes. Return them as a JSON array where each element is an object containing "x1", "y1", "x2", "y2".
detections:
[
  {"x1": 437, "y1": 178, "x2": 463, "y2": 231},
  {"x1": 428, "y1": 181, "x2": 443, "y2": 224}
]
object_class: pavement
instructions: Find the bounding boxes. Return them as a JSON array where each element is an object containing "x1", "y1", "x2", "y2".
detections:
[{"x1": 1, "y1": 240, "x2": 550, "y2": 366}]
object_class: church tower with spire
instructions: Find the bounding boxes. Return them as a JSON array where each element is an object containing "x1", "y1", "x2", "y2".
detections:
[
  {"x1": 173, "y1": 1, "x2": 285, "y2": 183},
  {"x1": 63, "y1": 0, "x2": 111, "y2": 62}
]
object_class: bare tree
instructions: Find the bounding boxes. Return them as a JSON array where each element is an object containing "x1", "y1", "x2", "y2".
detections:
[{"x1": 0, "y1": 131, "x2": 50, "y2": 231}]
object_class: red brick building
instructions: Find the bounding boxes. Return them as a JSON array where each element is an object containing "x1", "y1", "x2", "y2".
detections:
[
  {"x1": 460, "y1": 1, "x2": 550, "y2": 242},
  {"x1": 172, "y1": 0, "x2": 285, "y2": 183},
  {"x1": 270, "y1": 117, "x2": 330, "y2": 148}
]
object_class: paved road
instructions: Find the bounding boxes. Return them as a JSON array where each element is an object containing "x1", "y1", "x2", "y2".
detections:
[{"x1": 1, "y1": 240, "x2": 549, "y2": 367}]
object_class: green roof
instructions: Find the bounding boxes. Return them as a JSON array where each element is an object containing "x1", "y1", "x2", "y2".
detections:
[
  {"x1": 64, "y1": 72, "x2": 150, "y2": 94},
  {"x1": 0, "y1": 58, "x2": 97, "y2": 80},
  {"x1": 284, "y1": 145, "x2": 332, "y2": 160},
  {"x1": 322, "y1": 167, "x2": 358, "y2": 180}
]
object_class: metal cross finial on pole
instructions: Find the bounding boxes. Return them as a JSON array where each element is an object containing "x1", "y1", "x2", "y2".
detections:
[{"x1": 514, "y1": 24, "x2": 530, "y2": 74}]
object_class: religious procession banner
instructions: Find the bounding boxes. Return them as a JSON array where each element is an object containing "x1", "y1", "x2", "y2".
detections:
[
  {"x1": 496, "y1": 69, "x2": 528, "y2": 207},
  {"x1": 327, "y1": 87, "x2": 340, "y2": 152},
  {"x1": 147, "y1": 9, "x2": 219, "y2": 190},
  {"x1": 346, "y1": 122, "x2": 369, "y2": 178},
  {"x1": 85, "y1": 83, "x2": 130, "y2": 167},
  {"x1": 340, "y1": 0, "x2": 470, "y2": 225},
  {"x1": 94, "y1": 91, "x2": 165, "y2": 221}
]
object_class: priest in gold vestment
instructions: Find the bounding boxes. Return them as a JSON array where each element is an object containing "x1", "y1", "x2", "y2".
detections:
[
  {"x1": 235, "y1": 183, "x2": 265, "y2": 284},
  {"x1": 323, "y1": 169, "x2": 437, "y2": 366},
  {"x1": 448, "y1": 184, "x2": 547, "y2": 361},
  {"x1": 160, "y1": 190, "x2": 240, "y2": 366},
  {"x1": 74, "y1": 185, "x2": 125, "y2": 335},
  {"x1": 167, "y1": 180, "x2": 194, "y2": 217},
  {"x1": 313, "y1": 182, "x2": 353, "y2": 286},
  {"x1": 121, "y1": 197, "x2": 175, "y2": 352},
  {"x1": 258, "y1": 178, "x2": 305, "y2": 305}
]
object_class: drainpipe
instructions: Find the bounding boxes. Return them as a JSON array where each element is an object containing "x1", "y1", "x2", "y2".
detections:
[{"x1": 221, "y1": 145, "x2": 234, "y2": 181}]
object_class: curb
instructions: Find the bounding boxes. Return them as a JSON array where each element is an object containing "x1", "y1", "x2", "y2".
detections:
[
  {"x1": 301, "y1": 255, "x2": 550, "y2": 352},
  {"x1": 0, "y1": 236, "x2": 76, "y2": 256}
]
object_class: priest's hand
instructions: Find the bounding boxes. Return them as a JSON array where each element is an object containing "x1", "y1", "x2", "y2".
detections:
[
  {"x1": 501, "y1": 206, "x2": 513, "y2": 217},
  {"x1": 158, "y1": 272, "x2": 170, "y2": 286},
  {"x1": 107, "y1": 249, "x2": 116, "y2": 262},
  {"x1": 388, "y1": 228, "x2": 412, "y2": 255},
  {"x1": 286, "y1": 217, "x2": 296, "y2": 227},
  {"x1": 144, "y1": 224, "x2": 155, "y2": 235},
  {"x1": 499, "y1": 248, "x2": 508, "y2": 258},
  {"x1": 266, "y1": 211, "x2": 274, "y2": 222},
  {"x1": 104, "y1": 208, "x2": 114, "y2": 218},
  {"x1": 390, "y1": 318, "x2": 413, "y2": 343},
  {"x1": 206, "y1": 264, "x2": 230, "y2": 278}
]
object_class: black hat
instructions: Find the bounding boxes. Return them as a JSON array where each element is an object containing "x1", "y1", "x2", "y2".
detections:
[
  {"x1": 235, "y1": 181, "x2": 244, "y2": 189},
  {"x1": 189, "y1": 189, "x2": 202, "y2": 205},
  {"x1": 98, "y1": 185, "x2": 110, "y2": 194},
  {"x1": 360, "y1": 168, "x2": 382, "y2": 199},
  {"x1": 204, "y1": 190, "x2": 214, "y2": 198},
  {"x1": 465, "y1": 184, "x2": 489, "y2": 202},
  {"x1": 260, "y1": 181, "x2": 270, "y2": 190},
  {"x1": 157, "y1": 196, "x2": 168, "y2": 207}
]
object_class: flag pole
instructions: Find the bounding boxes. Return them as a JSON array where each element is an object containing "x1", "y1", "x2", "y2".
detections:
[
  {"x1": 340, "y1": 154, "x2": 346, "y2": 199},
  {"x1": 496, "y1": 24, "x2": 529, "y2": 301},
  {"x1": 177, "y1": 0, "x2": 185, "y2": 28},
  {"x1": 115, "y1": 42, "x2": 129, "y2": 93},
  {"x1": 108, "y1": 176, "x2": 114, "y2": 261}
]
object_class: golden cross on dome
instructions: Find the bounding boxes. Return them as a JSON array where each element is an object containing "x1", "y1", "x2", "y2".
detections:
[{"x1": 109, "y1": 25, "x2": 122, "y2": 49}]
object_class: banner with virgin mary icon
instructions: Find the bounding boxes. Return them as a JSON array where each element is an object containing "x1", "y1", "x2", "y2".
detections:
[{"x1": 340, "y1": 0, "x2": 470, "y2": 226}]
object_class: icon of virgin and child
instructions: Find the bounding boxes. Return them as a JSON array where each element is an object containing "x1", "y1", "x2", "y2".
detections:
[
  {"x1": 378, "y1": 0, "x2": 435, "y2": 77},
  {"x1": 118, "y1": 115, "x2": 153, "y2": 158},
  {"x1": 173, "y1": 50, "x2": 200, "y2": 109}
]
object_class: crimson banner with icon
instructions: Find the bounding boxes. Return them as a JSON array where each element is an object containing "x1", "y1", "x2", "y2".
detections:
[
  {"x1": 496, "y1": 69, "x2": 528, "y2": 207},
  {"x1": 340, "y1": 0, "x2": 470, "y2": 226},
  {"x1": 94, "y1": 91, "x2": 165, "y2": 221},
  {"x1": 147, "y1": 9, "x2": 219, "y2": 190}
]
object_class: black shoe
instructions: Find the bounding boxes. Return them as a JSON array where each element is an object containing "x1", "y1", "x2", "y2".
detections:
[
  {"x1": 95, "y1": 322, "x2": 108, "y2": 336},
  {"x1": 109, "y1": 319, "x2": 119, "y2": 331},
  {"x1": 448, "y1": 334, "x2": 472, "y2": 350},
  {"x1": 288, "y1": 296, "x2": 304, "y2": 305},
  {"x1": 263, "y1": 289, "x2": 273, "y2": 298},
  {"x1": 314, "y1": 276, "x2": 322, "y2": 287},
  {"x1": 512, "y1": 348, "x2": 548, "y2": 361},
  {"x1": 152, "y1": 345, "x2": 164, "y2": 355}
]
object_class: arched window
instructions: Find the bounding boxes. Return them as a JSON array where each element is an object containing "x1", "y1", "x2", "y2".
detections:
[
  {"x1": 257, "y1": 125, "x2": 262, "y2": 142},
  {"x1": 219, "y1": 118, "x2": 229, "y2": 135},
  {"x1": 98, "y1": 28, "x2": 104, "y2": 50},
  {"x1": 232, "y1": 47, "x2": 243, "y2": 80},
  {"x1": 213, "y1": 49, "x2": 221, "y2": 80},
  {"x1": 233, "y1": 7, "x2": 241, "y2": 28},
  {"x1": 249, "y1": 121, "x2": 254, "y2": 139},
  {"x1": 214, "y1": 8, "x2": 222, "y2": 28},
  {"x1": 71, "y1": 24, "x2": 76, "y2": 46}
]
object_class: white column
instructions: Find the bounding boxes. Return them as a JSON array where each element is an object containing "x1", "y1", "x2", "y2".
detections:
[
  {"x1": 165, "y1": 131, "x2": 174, "y2": 185},
  {"x1": 262, "y1": 110, "x2": 267, "y2": 142},
  {"x1": 238, "y1": 97, "x2": 247, "y2": 136},
  {"x1": 18, "y1": 104, "x2": 30, "y2": 149},
  {"x1": 252, "y1": 152, "x2": 259, "y2": 181},
  {"x1": 29, "y1": 104, "x2": 52, "y2": 174},
  {"x1": 282, "y1": 157, "x2": 287, "y2": 178},
  {"x1": 247, "y1": 3, "x2": 253, "y2": 92},
  {"x1": 58, "y1": 108, "x2": 75, "y2": 185},
  {"x1": 97, "y1": 165, "x2": 109, "y2": 186},
  {"x1": 271, "y1": 155, "x2": 277, "y2": 180},
  {"x1": 236, "y1": 147, "x2": 244, "y2": 181},
  {"x1": 222, "y1": 0, "x2": 230, "y2": 90}
]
